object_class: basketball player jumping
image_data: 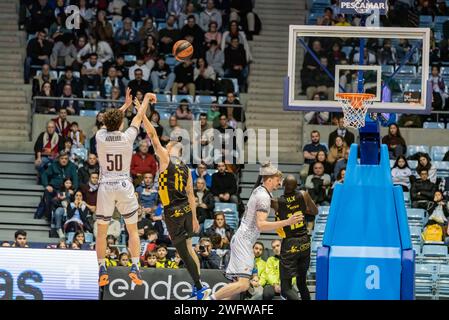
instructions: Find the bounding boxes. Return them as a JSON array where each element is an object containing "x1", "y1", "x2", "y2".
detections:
[
  {"x1": 208, "y1": 162, "x2": 303, "y2": 300},
  {"x1": 272, "y1": 175, "x2": 317, "y2": 300},
  {"x1": 96, "y1": 88, "x2": 155, "y2": 287},
  {"x1": 139, "y1": 107, "x2": 211, "y2": 300}
]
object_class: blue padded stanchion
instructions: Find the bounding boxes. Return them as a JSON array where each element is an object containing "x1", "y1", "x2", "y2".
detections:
[{"x1": 316, "y1": 144, "x2": 415, "y2": 300}]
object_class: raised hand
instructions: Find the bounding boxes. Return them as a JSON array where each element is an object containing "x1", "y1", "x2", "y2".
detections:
[{"x1": 119, "y1": 87, "x2": 134, "y2": 113}]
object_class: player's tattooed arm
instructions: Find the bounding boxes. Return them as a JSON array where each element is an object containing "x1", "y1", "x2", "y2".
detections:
[{"x1": 118, "y1": 87, "x2": 134, "y2": 113}]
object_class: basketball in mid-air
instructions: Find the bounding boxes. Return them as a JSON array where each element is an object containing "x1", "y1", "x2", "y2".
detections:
[{"x1": 172, "y1": 40, "x2": 194, "y2": 62}]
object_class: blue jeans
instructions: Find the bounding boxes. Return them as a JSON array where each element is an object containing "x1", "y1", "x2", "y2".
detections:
[
  {"x1": 52, "y1": 207, "x2": 65, "y2": 229},
  {"x1": 151, "y1": 72, "x2": 176, "y2": 92},
  {"x1": 36, "y1": 156, "x2": 52, "y2": 176}
]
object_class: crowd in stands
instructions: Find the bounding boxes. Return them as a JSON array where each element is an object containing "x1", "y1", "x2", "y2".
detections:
[
  {"x1": 302, "y1": 0, "x2": 449, "y2": 126},
  {"x1": 301, "y1": 116, "x2": 449, "y2": 243},
  {"x1": 23, "y1": 0, "x2": 260, "y2": 115}
]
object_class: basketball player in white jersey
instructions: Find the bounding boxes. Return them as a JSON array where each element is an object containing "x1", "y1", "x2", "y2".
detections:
[
  {"x1": 96, "y1": 88, "x2": 156, "y2": 287},
  {"x1": 207, "y1": 162, "x2": 303, "y2": 300}
]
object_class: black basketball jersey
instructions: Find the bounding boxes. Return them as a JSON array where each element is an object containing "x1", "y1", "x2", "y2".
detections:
[
  {"x1": 275, "y1": 192, "x2": 308, "y2": 238},
  {"x1": 158, "y1": 159, "x2": 189, "y2": 208}
]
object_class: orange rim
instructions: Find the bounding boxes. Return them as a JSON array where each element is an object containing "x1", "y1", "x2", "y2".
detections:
[{"x1": 336, "y1": 93, "x2": 375, "y2": 109}]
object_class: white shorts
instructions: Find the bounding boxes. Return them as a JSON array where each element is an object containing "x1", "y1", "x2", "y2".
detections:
[
  {"x1": 96, "y1": 180, "x2": 139, "y2": 225},
  {"x1": 225, "y1": 234, "x2": 255, "y2": 281}
]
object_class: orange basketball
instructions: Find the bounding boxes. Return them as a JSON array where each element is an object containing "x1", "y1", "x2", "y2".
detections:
[{"x1": 172, "y1": 40, "x2": 194, "y2": 62}]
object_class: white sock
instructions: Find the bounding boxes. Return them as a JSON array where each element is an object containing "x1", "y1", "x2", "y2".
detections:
[
  {"x1": 210, "y1": 294, "x2": 216, "y2": 300},
  {"x1": 98, "y1": 259, "x2": 106, "y2": 268},
  {"x1": 131, "y1": 258, "x2": 140, "y2": 268}
]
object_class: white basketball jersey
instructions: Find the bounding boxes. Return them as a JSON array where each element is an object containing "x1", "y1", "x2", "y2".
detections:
[{"x1": 96, "y1": 126, "x2": 138, "y2": 183}]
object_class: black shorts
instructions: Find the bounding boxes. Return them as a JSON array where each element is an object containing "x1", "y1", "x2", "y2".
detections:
[
  {"x1": 164, "y1": 203, "x2": 194, "y2": 245},
  {"x1": 280, "y1": 235, "x2": 311, "y2": 280}
]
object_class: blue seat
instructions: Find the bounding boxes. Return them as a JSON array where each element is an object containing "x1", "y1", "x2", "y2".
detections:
[
  {"x1": 214, "y1": 202, "x2": 237, "y2": 213},
  {"x1": 431, "y1": 146, "x2": 449, "y2": 161},
  {"x1": 433, "y1": 161, "x2": 449, "y2": 174},
  {"x1": 422, "y1": 245, "x2": 448, "y2": 257},
  {"x1": 172, "y1": 94, "x2": 194, "y2": 104},
  {"x1": 318, "y1": 206, "x2": 330, "y2": 217},
  {"x1": 191, "y1": 236, "x2": 200, "y2": 245},
  {"x1": 157, "y1": 22, "x2": 167, "y2": 31},
  {"x1": 203, "y1": 219, "x2": 214, "y2": 230},
  {"x1": 307, "y1": 12, "x2": 320, "y2": 25},
  {"x1": 165, "y1": 56, "x2": 177, "y2": 68},
  {"x1": 159, "y1": 111, "x2": 172, "y2": 120},
  {"x1": 341, "y1": 46, "x2": 353, "y2": 58},
  {"x1": 85, "y1": 233, "x2": 94, "y2": 243},
  {"x1": 156, "y1": 93, "x2": 171, "y2": 103},
  {"x1": 134, "y1": 21, "x2": 144, "y2": 30},
  {"x1": 419, "y1": 15, "x2": 433, "y2": 27},
  {"x1": 382, "y1": 65, "x2": 395, "y2": 76},
  {"x1": 207, "y1": 169, "x2": 217, "y2": 176},
  {"x1": 195, "y1": 95, "x2": 217, "y2": 105},
  {"x1": 409, "y1": 226, "x2": 422, "y2": 239},
  {"x1": 407, "y1": 208, "x2": 425, "y2": 224},
  {"x1": 80, "y1": 110, "x2": 99, "y2": 117},
  {"x1": 114, "y1": 20, "x2": 123, "y2": 30},
  {"x1": 408, "y1": 160, "x2": 418, "y2": 170},
  {"x1": 218, "y1": 96, "x2": 227, "y2": 104},
  {"x1": 413, "y1": 244, "x2": 422, "y2": 255},
  {"x1": 313, "y1": 223, "x2": 326, "y2": 237},
  {"x1": 82, "y1": 90, "x2": 101, "y2": 99},
  {"x1": 407, "y1": 145, "x2": 430, "y2": 157},
  {"x1": 36, "y1": 70, "x2": 58, "y2": 79},
  {"x1": 403, "y1": 83, "x2": 421, "y2": 92},
  {"x1": 66, "y1": 232, "x2": 75, "y2": 243},
  {"x1": 124, "y1": 54, "x2": 136, "y2": 63},
  {"x1": 396, "y1": 65, "x2": 416, "y2": 78},
  {"x1": 434, "y1": 16, "x2": 449, "y2": 33},
  {"x1": 423, "y1": 122, "x2": 445, "y2": 129}
]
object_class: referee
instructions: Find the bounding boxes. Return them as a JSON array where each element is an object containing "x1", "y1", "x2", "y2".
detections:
[{"x1": 272, "y1": 175, "x2": 318, "y2": 300}]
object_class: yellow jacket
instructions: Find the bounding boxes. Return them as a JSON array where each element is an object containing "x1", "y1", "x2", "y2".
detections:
[
  {"x1": 156, "y1": 258, "x2": 179, "y2": 269},
  {"x1": 263, "y1": 256, "x2": 280, "y2": 286},
  {"x1": 261, "y1": 256, "x2": 296, "y2": 286},
  {"x1": 255, "y1": 257, "x2": 267, "y2": 286}
]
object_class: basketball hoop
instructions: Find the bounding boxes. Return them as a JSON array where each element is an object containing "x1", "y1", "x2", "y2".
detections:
[{"x1": 336, "y1": 93, "x2": 375, "y2": 129}]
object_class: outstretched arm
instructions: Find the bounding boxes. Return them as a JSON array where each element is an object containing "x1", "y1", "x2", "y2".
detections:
[
  {"x1": 256, "y1": 211, "x2": 303, "y2": 232},
  {"x1": 131, "y1": 92, "x2": 155, "y2": 129},
  {"x1": 141, "y1": 106, "x2": 169, "y2": 168}
]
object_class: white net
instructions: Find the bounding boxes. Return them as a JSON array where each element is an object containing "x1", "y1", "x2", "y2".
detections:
[{"x1": 336, "y1": 94, "x2": 375, "y2": 129}]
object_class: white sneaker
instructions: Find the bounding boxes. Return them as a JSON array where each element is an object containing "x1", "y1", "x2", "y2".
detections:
[{"x1": 57, "y1": 228, "x2": 65, "y2": 239}]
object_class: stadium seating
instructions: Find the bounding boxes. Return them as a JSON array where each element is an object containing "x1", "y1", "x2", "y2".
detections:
[
  {"x1": 195, "y1": 95, "x2": 217, "y2": 105},
  {"x1": 434, "y1": 16, "x2": 449, "y2": 34},
  {"x1": 407, "y1": 145, "x2": 430, "y2": 157},
  {"x1": 406, "y1": 208, "x2": 425, "y2": 227},
  {"x1": 423, "y1": 122, "x2": 445, "y2": 129},
  {"x1": 214, "y1": 203, "x2": 239, "y2": 230},
  {"x1": 79, "y1": 110, "x2": 99, "y2": 117},
  {"x1": 419, "y1": 15, "x2": 433, "y2": 28},
  {"x1": 434, "y1": 161, "x2": 449, "y2": 176},
  {"x1": 422, "y1": 245, "x2": 448, "y2": 257},
  {"x1": 203, "y1": 219, "x2": 214, "y2": 230},
  {"x1": 172, "y1": 94, "x2": 194, "y2": 104},
  {"x1": 415, "y1": 264, "x2": 438, "y2": 299}
]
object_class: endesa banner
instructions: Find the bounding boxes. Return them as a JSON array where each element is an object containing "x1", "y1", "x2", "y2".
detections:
[
  {"x1": 103, "y1": 267, "x2": 237, "y2": 300},
  {"x1": 0, "y1": 248, "x2": 99, "y2": 300}
]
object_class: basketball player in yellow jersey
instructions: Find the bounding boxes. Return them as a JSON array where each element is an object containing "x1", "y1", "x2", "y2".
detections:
[{"x1": 139, "y1": 103, "x2": 211, "y2": 300}]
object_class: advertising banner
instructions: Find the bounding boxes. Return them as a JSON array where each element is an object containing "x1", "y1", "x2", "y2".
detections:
[
  {"x1": 0, "y1": 248, "x2": 99, "y2": 300},
  {"x1": 103, "y1": 267, "x2": 236, "y2": 300}
]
